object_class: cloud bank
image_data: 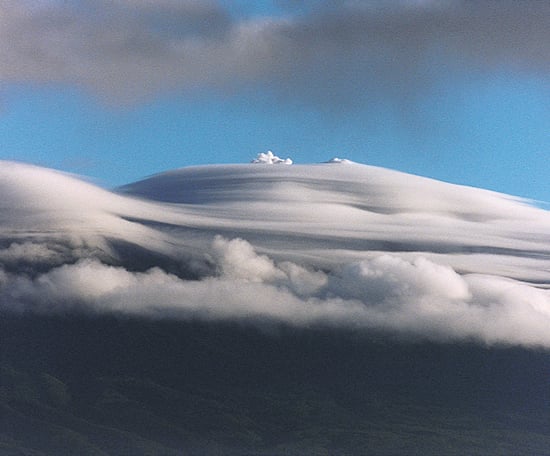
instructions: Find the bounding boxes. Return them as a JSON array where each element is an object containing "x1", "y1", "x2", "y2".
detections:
[
  {"x1": 1, "y1": 0, "x2": 548, "y2": 104},
  {"x1": 2, "y1": 160, "x2": 550, "y2": 348},
  {"x1": 2, "y1": 236, "x2": 550, "y2": 348}
]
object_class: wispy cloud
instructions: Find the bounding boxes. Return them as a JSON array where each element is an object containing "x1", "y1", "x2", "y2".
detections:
[{"x1": 1, "y1": 0, "x2": 548, "y2": 104}]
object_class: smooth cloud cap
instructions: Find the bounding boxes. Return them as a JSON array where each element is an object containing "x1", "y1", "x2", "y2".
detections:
[{"x1": 2, "y1": 160, "x2": 550, "y2": 348}]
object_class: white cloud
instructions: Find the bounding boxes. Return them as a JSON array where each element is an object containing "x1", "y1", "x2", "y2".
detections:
[
  {"x1": 2, "y1": 236, "x2": 550, "y2": 348},
  {"x1": 2, "y1": 160, "x2": 550, "y2": 348},
  {"x1": 211, "y1": 235, "x2": 286, "y2": 281},
  {"x1": 0, "y1": 242, "x2": 63, "y2": 264},
  {"x1": 251, "y1": 151, "x2": 293, "y2": 165},
  {"x1": 329, "y1": 255, "x2": 471, "y2": 304},
  {"x1": 326, "y1": 157, "x2": 354, "y2": 164}
]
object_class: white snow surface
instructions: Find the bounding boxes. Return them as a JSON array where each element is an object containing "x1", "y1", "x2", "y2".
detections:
[{"x1": 2, "y1": 159, "x2": 550, "y2": 347}]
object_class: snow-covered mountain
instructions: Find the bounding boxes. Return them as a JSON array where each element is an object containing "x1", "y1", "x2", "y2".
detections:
[{"x1": 2, "y1": 158, "x2": 550, "y2": 347}]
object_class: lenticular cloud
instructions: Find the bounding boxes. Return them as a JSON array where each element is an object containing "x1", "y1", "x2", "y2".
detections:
[{"x1": 2, "y1": 159, "x2": 550, "y2": 348}]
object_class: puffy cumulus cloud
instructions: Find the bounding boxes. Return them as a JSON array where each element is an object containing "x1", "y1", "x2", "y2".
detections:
[
  {"x1": 3, "y1": 236, "x2": 550, "y2": 348},
  {"x1": 0, "y1": 0, "x2": 548, "y2": 104},
  {"x1": 0, "y1": 239, "x2": 116, "y2": 275},
  {"x1": 329, "y1": 255, "x2": 471, "y2": 304},
  {"x1": 251, "y1": 151, "x2": 293, "y2": 165},
  {"x1": 0, "y1": 242, "x2": 64, "y2": 264},
  {"x1": 211, "y1": 235, "x2": 327, "y2": 295},
  {"x1": 211, "y1": 235, "x2": 286, "y2": 282}
]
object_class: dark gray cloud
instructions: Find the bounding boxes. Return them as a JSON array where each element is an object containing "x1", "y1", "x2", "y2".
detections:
[{"x1": 1, "y1": 0, "x2": 548, "y2": 104}]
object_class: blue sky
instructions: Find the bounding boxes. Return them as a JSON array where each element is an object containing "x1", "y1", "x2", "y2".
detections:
[{"x1": 1, "y1": 1, "x2": 549, "y2": 202}]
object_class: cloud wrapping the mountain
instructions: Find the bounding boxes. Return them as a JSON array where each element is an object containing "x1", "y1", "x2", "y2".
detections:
[
  {"x1": 1, "y1": 0, "x2": 548, "y2": 104},
  {"x1": 2, "y1": 160, "x2": 550, "y2": 348},
  {"x1": 2, "y1": 235, "x2": 550, "y2": 348}
]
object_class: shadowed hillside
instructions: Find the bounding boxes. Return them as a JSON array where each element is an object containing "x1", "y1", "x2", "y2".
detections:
[{"x1": 2, "y1": 314, "x2": 550, "y2": 455}]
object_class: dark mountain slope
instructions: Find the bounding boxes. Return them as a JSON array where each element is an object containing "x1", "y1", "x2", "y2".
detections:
[{"x1": 2, "y1": 314, "x2": 549, "y2": 455}]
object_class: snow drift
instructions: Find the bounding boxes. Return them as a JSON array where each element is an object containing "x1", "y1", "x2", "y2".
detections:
[{"x1": 2, "y1": 159, "x2": 550, "y2": 347}]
